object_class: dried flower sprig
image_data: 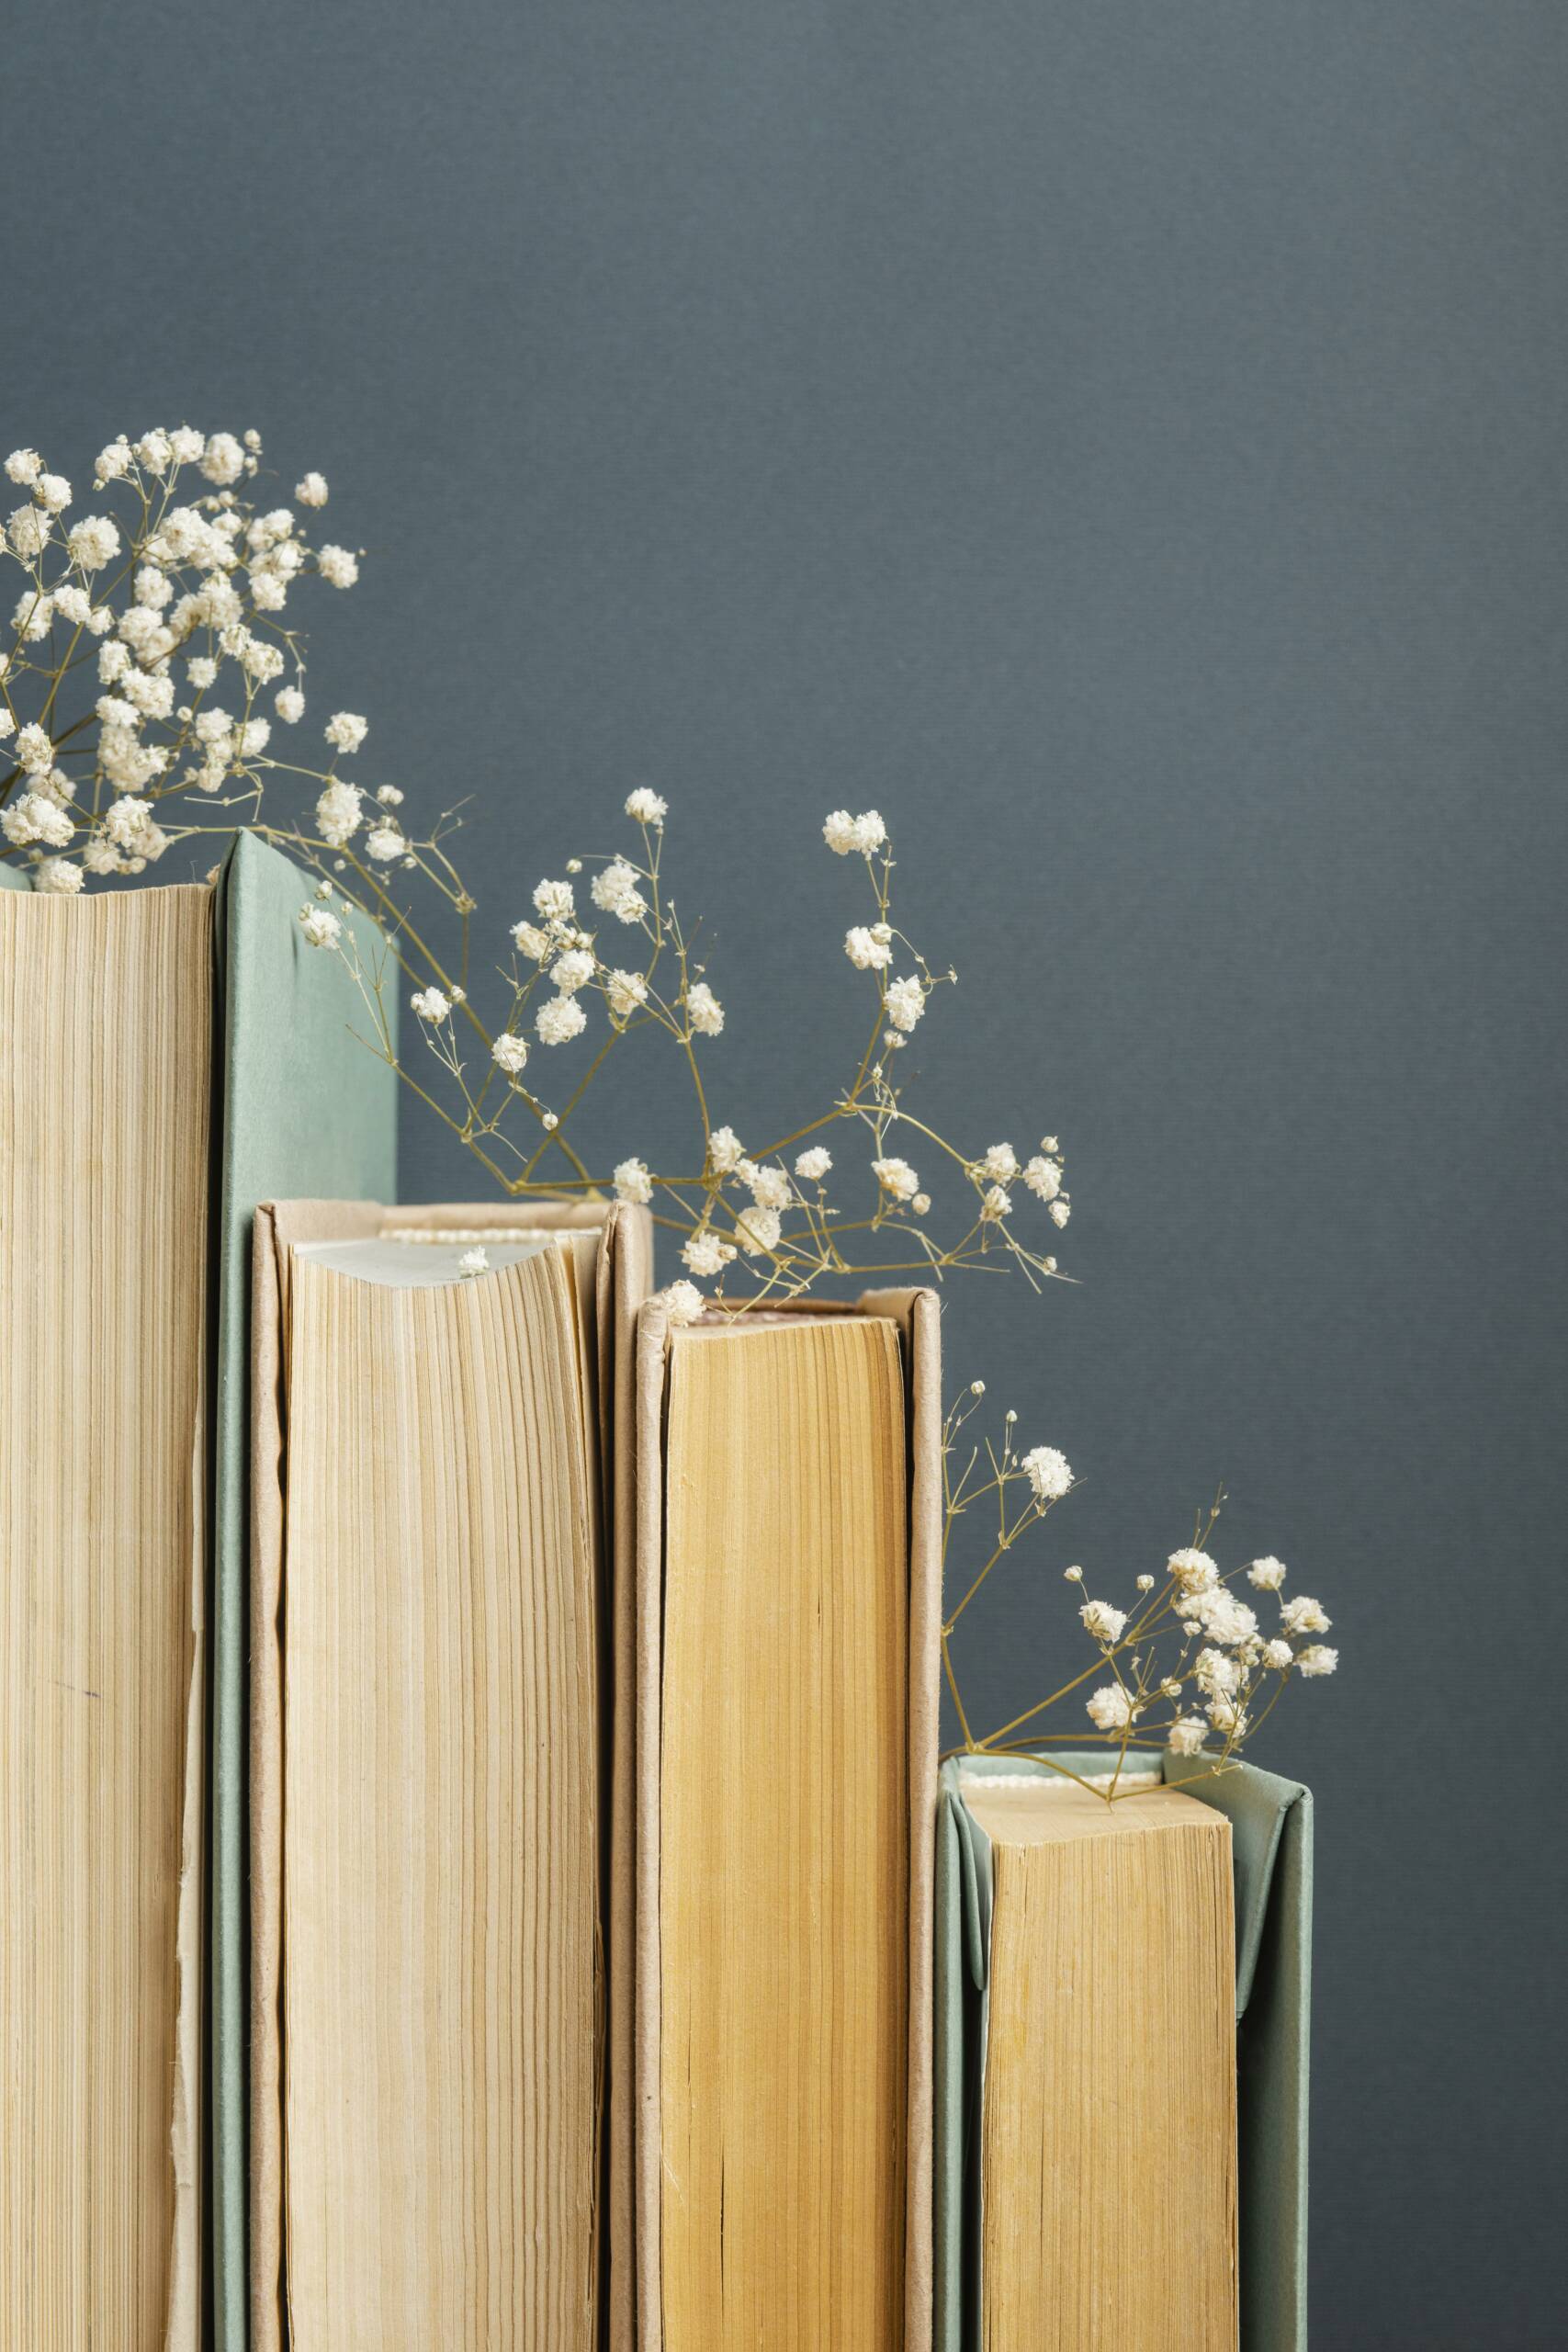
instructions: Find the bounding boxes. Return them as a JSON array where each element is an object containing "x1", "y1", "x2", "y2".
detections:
[
  {"x1": 0, "y1": 428, "x2": 389, "y2": 891},
  {"x1": 287, "y1": 795, "x2": 1074, "y2": 1306},
  {"x1": 941, "y1": 1385, "x2": 1337, "y2": 1800}
]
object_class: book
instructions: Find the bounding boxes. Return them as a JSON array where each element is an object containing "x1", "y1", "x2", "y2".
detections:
[
  {"x1": 249, "y1": 1199, "x2": 649, "y2": 2352},
  {"x1": 935, "y1": 1752, "x2": 1314, "y2": 2352},
  {"x1": 630, "y1": 1293, "x2": 942, "y2": 2352},
  {"x1": 0, "y1": 839, "x2": 395, "y2": 2351}
]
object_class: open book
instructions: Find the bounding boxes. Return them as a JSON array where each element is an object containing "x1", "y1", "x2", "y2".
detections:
[{"x1": 250, "y1": 1200, "x2": 649, "y2": 2351}]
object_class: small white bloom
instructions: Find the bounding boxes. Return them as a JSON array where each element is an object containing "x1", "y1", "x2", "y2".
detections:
[
  {"x1": 687, "y1": 981, "x2": 724, "y2": 1035},
  {"x1": 795, "y1": 1146, "x2": 833, "y2": 1182},
  {"x1": 662, "y1": 1280, "x2": 705, "y2": 1327},
  {"x1": 1187, "y1": 1587, "x2": 1258, "y2": 1647},
  {"x1": 135, "y1": 430, "x2": 173, "y2": 475},
  {"x1": 614, "y1": 1156, "x2": 655, "y2": 1205},
  {"x1": 296, "y1": 471, "x2": 329, "y2": 506},
  {"x1": 0, "y1": 709, "x2": 13, "y2": 741},
  {"x1": 735, "y1": 1204, "x2": 781, "y2": 1255},
  {"x1": 364, "y1": 823, "x2": 401, "y2": 863},
  {"x1": 324, "y1": 710, "x2": 368, "y2": 754},
  {"x1": 885, "y1": 975, "x2": 925, "y2": 1032},
  {"x1": 1280, "y1": 1595, "x2": 1331, "y2": 1636},
  {"x1": 1296, "y1": 1644, "x2": 1337, "y2": 1678},
  {"x1": 298, "y1": 905, "x2": 343, "y2": 948},
  {"x1": 1263, "y1": 1639, "x2": 1293, "y2": 1670},
  {"x1": 1136, "y1": 1574, "x2": 1156, "y2": 1593},
  {"x1": 682, "y1": 1229, "x2": 737, "y2": 1277},
  {"x1": 536, "y1": 995, "x2": 588, "y2": 1046},
  {"x1": 845, "y1": 925, "x2": 892, "y2": 970},
  {"x1": 457, "y1": 1246, "x2": 489, "y2": 1279},
  {"x1": 491, "y1": 1031, "x2": 529, "y2": 1076},
  {"x1": 1086, "y1": 1683, "x2": 1137, "y2": 1732},
  {"x1": 980, "y1": 1184, "x2": 1012, "y2": 1221},
  {"x1": 1079, "y1": 1600, "x2": 1127, "y2": 1645},
  {"x1": 979, "y1": 1143, "x2": 1018, "y2": 1182},
  {"x1": 315, "y1": 779, "x2": 364, "y2": 847},
  {"x1": 95, "y1": 438, "x2": 132, "y2": 483},
  {"x1": 1167, "y1": 1716, "x2": 1208, "y2": 1756},
  {"x1": 34, "y1": 472, "x2": 72, "y2": 514},
  {"x1": 169, "y1": 427, "x2": 206, "y2": 465},
  {"x1": 1022, "y1": 1444, "x2": 1073, "y2": 1502},
  {"x1": 592, "y1": 856, "x2": 647, "y2": 922},
  {"x1": 33, "y1": 857, "x2": 84, "y2": 896},
  {"x1": 551, "y1": 947, "x2": 596, "y2": 995},
  {"x1": 185, "y1": 655, "x2": 217, "y2": 690},
  {"x1": 606, "y1": 967, "x2": 649, "y2": 1020},
  {"x1": 912, "y1": 1192, "x2": 931, "y2": 1215},
  {"x1": 1194, "y1": 1646, "x2": 1241, "y2": 1699},
  {"x1": 872, "y1": 1155, "x2": 920, "y2": 1200},
  {"x1": 1168, "y1": 1547, "x2": 1220, "y2": 1596},
  {"x1": 2, "y1": 793, "x2": 73, "y2": 849},
  {"x1": 822, "y1": 807, "x2": 886, "y2": 855},
  {"x1": 533, "y1": 876, "x2": 575, "y2": 923},
  {"x1": 317, "y1": 543, "x2": 359, "y2": 588},
  {"x1": 1207, "y1": 1695, "x2": 1249, "y2": 1737},
  {"x1": 740, "y1": 1161, "x2": 790, "y2": 1210},
  {"x1": 1024, "y1": 1155, "x2": 1062, "y2": 1202},
  {"x1": 52, "y1": 584, "x2": 92, "y2": 628},
  {"x1": 625, "y1": 786, "x2": 668, "y2": 826},
  {"x1": 15, "y1": 723, "x2": 55, "y2": 776},
  {"x1": 411, "y1": 987, "x2": 451, "y2": 1022},
  {"x1": 1247, "y1": 1555, "x2": 1288, "y2": 1591},
  {"x1": 8, "y1": 504, "x2": 52, "y2": 560},
  {"x1": 200, "y1": 433, "x2": 246, "y2": 486},
  {"x1": 1049, "y1": 1198, "x2": 1071, "y2": 1228},
  {"x1": 1064, "y1": 1564, "x2": 1084, "y2": 1583},
  {"x1": 708, "y1": 1125, "x2": 744, "y2": 1173},
  {"x1": 512, "y1": 921, "x2": 551, "y2": 960},
  {"x1": 4, "y1": 448, "x2": 42, "y2": 485}
]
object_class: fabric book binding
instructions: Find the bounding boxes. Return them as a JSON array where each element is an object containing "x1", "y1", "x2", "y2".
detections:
[{"x1": 935, "y1": 1749, "x2": 1313, "y2": 2352}]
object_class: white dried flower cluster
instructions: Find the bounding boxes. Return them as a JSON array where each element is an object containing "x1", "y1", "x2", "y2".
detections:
[
  {"x1": 1, "y1": 423, "x2": 402, "y2": 895},
  {"x1": 938, "y1": 1393, "x2": 1338, "y2": 1800},
  {"x1": 277, "y1": 794, "x2": 1073, "y2": 1319}
]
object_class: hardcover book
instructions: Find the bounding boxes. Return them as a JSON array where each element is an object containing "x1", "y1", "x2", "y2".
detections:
[
  {"x1": 935, "y1": 1750, "x2": 1313, "y2": 2352},
  {"x1": 629, "y1": 1289, "x2": 942, "y2": 2352},
  {"x1": 0, "y1": 837, "x2": 396, "y2": 2351},
  {"x1": 249, "y1": 1199, "x2": 649, "y2": 2352}
]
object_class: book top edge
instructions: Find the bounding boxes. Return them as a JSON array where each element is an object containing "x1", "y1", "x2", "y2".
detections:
[{"x1": 289, "y1": 1237, "x2": 558, "y2": 1290}]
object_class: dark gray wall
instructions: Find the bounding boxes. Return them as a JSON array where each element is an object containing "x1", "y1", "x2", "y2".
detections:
[{"x1": 10, "y1": 3, "x2": 1565, "y2": 2340}]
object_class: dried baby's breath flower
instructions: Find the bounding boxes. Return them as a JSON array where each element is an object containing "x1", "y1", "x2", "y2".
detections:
[
  {"x1": 940, "y1": 1404, "x2": 1338, "y2": 1800},
  {"x1": 457, "y1": 1246, "x2": 488, "y2": 1279},
  {"x1": 614, "y1": 1157, "x2": 654, "y2": 1205}
]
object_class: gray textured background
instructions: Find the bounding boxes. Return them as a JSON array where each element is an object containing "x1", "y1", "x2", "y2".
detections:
[{"x1": 9, "y1": 2, "x2": 1565, "y2": 2341}]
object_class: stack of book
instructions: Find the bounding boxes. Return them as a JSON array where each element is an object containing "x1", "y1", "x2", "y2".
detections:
[{"x1": 0, "y1": 853, "x2": 1310, "y2": 2350}]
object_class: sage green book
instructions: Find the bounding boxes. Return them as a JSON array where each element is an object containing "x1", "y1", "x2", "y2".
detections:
[
  {"x1": 935, "y1": 1749, "x2": 1312, "y2": 2350},
  {"x1": 1, "y1": 839, "x2": 395, "y2": 2350},
  {"x1": 209, "y1": 834, "x2": 398, "y2": 2351}
]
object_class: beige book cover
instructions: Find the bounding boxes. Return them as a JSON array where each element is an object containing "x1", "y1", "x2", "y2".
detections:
[
  {"x1": 629, "y1": 1289, "x2": 941, "y2": 2352},
  {"x1": 0, "y1": 884, "x2": 211, "y2": 2350},
  {"x1": 249, "y1": 1199, "x2": 649, "y2": 2352}
]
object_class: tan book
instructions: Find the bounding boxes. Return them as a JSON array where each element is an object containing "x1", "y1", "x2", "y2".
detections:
[
  {"x1": 249, "y1": 1199, "x2": 649, "y2": 2352},
  {"x1": 0, "y1": 883, "x2": 211, "y2": 2350},
  {"x1": 959, "y1": 1773, "x2": 1238, "y2": 2352},
  {"x1": 631, "y1": 1294, "x2": 942, "y2": 2352}
]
